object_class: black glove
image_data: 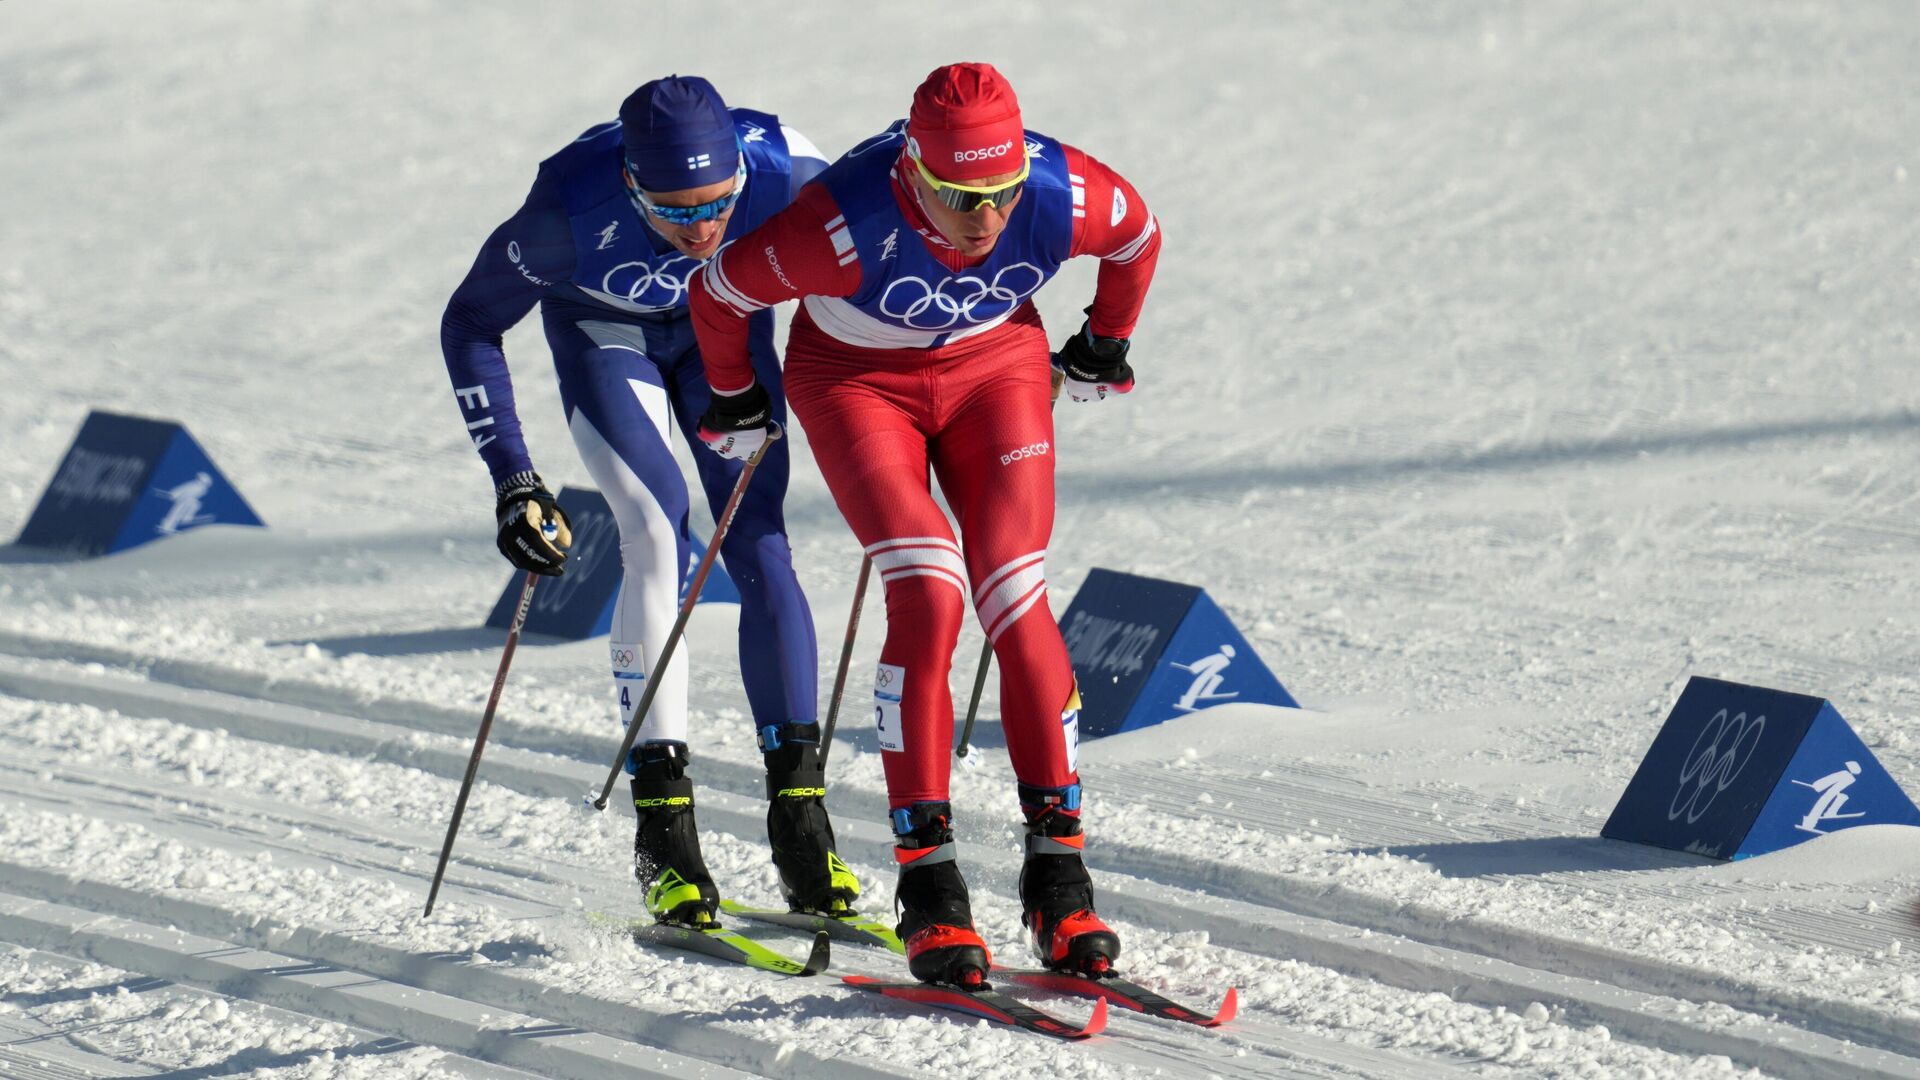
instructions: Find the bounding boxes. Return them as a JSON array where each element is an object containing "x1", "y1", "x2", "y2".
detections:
[
  {"x1": 494, "y1": 471, "x2": 573, "y2": 575},
  {"x1": 697, "y1": 383, "x2": 775, "y2": 461},
  {"x1": 1053, "y1": 318, "x2": 1135, "y2": 402}
]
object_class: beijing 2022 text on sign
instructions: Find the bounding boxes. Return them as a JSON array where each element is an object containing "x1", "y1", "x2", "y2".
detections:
[
  {"x1": 17, "y1": 411, "x2": 264, "y2": 556},
  {"x1": 1059, "y1": 567, "x2": 1297, "y2": 739}
]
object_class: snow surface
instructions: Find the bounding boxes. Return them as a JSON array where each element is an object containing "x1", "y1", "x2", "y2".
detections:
[
  {"x1": 5, "y1": 1, "x2": 1920, "y2": 1078},
  {"x1": 0, "y1": 947, "x2": 468, "y2": 1079}
]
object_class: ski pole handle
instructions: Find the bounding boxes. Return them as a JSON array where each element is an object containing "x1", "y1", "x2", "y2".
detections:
[
  {"x1": 425, "y1": 570, "x2": 539, "y2": 917},
  {"x1": 588, "y1": 426, "x2": 782, "y2": 811}
]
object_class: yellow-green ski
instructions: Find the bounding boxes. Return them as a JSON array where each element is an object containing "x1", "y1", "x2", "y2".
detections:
[
  {"x1": 720, "y1": 900, "x2": 906, "y2": 955},
  {"x1": 590, "y1": 911, "x2": 831, "y2": 976}
]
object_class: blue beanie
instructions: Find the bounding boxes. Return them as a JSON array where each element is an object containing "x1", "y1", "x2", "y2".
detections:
[{"x1": 620, "y1": 75, "x2": 740, "y2": 192}]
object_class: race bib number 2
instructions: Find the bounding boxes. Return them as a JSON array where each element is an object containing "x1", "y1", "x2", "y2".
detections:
[
  {"x1": 874, "y1": 663, "x2": 906, "y2": 753},
  {"x1": 1062, "y1": 685, "x2": 1083, "y2": 773}
]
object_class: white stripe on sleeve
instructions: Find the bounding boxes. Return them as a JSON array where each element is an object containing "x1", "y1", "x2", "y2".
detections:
[
  {"x1": 701, "y1": 257, "x2": 770, "y2": 315},
  {"x1": 1107, "y1": 213, "x2": 1159, "y2": 265}
]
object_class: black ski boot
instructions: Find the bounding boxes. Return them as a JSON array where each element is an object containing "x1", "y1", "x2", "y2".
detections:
[
  {"x1": 1018, "y1": 782, "x2": 1120, "y2": 976},
  {"x1": 892, "y1": 801, "x2": 991, "y2": 987},
  {"x1": 760, "y1": 723, "x2": 861, "y2": 914},
  {"x1": 630, "y1": 741, "x2": 720, "y2": 927}
]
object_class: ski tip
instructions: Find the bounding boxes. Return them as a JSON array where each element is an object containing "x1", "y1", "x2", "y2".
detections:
[
  {"x1": 1206, "y1": 987, "x2": 1239, "y2": 1027},
  {"x1": 1079, "y1": 996, "x2": 1110, "y2": 1038},
  {"x1": 802, "y1": 931, "x2": 832, "y2": 977}
]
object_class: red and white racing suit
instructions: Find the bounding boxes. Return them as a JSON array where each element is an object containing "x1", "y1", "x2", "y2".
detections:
[{"x1": 690, "y1": 141, "x2": 1160, "y2": 809}]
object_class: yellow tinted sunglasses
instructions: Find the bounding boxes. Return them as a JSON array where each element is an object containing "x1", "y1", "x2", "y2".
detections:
[{"x1": 909, "y1": 151, "x2": 1031, "y2": 212}]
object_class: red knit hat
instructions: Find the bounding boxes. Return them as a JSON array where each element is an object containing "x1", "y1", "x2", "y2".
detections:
[{"x1": 906, "y1": 62, "x2": 1025, "y2": 182}]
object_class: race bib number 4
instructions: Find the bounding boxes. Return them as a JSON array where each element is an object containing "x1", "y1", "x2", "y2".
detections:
[{"x1": 874, "y1": 663, "x2": 906, "y2": 753}]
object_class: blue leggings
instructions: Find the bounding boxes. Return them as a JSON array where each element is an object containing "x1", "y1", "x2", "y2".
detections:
[{"x1": 543, "y1": 301, "x2": 817, "y2": 752}]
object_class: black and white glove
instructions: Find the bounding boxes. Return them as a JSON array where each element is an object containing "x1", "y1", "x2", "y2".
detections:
[
  {"x1": 697, "y1": 383, "x2": 775, "y2": 461},
  {"x1": 494, "y1": 472, "x2": 573, "y2": 576},
  {"x1": 1053, "y1": 319, "x2": 1135, "y2": 403}
]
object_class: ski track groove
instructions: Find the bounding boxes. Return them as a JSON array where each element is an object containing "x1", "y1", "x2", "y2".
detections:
[
  {"x1": 0, "y1": 945, "x2": 545, "y2": 1080},
  {"x1": 0, "y1": 755, "x2": 575, "y2": 913},
  {"x1": 0, "y1": 862, "x2": 913, "y2": 1080},
  {"x1": 0, "y1": 892, "x2": 749, "y2": 1080},
  {"x1": 0, "y1": 811, "x2": 1460, "y2": 1080},
  {"x1": 0, "y1": 699, "x2": 1483, "y2": 1079},
  {"x1": 7, "y1": 652, "x2": 1920, "y2": 1077},
  {"x1": 4, "y1": 638, "x2": 1914, "y2": 1050}
]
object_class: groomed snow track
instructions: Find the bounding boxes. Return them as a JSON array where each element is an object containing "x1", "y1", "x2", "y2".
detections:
[{"x1": 2, "y1": 637, "x2": 1917, "y2": 1079}]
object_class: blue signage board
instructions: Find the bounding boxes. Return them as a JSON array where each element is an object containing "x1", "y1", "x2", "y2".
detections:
[
  {"x1": 1602, "y1": 677, "x2": 1920, "y2": 860},
  {"x1": 17, "y1": 411, "x2": 263, "y2": 556},
  {"x1": 485, "y1": 485, "x2": 736, "y2": 639},
  {"x1": 1059, "y1": 567, "x2": 1298, "y2": 739}
]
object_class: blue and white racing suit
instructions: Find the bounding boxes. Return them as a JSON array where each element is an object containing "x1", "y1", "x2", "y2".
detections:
[{"x1": 440, "y1": 109, "x2": 826, "y2": 754}]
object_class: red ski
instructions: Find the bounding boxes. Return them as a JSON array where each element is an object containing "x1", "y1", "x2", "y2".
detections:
[
  {"x1": 842, "y1": 974, "x2": 1107, "y2": 1039},
  {"x1": 997, "y1": 968, "x2": 1238, "y2": 1027}
]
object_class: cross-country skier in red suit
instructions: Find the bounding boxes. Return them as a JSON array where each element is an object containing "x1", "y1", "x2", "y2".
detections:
[{"x1": 687, "y1": 62, "x2": 1160, "y2": 987}]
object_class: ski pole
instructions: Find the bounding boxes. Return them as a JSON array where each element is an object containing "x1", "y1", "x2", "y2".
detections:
[
  {"x1": 957, "y1": 369, "x2": 1065, "y2": 759},
  {"x1": 588, "y1": 426, "x2": 782, "y2": 811},
  {"x1": 424, "y1": 570, "x2": 540, "y2": 917},
  {"x1": 955, "y1": 634, "x2": 994, "y2": 759},
  {"x1": 818, "y1": 554, "x2": 872, "y2": 766}
]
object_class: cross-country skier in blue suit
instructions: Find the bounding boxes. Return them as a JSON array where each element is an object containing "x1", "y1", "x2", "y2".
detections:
[{"x1": 439, "y1": 75, "x2": 858, "y2": 927}]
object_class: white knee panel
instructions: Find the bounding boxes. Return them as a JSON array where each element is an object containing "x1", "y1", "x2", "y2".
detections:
[{"x1": 568, "y1": 409, "x2": 691, "y2": 745}]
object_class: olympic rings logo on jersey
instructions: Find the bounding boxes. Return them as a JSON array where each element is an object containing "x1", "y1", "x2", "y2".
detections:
[
  {"x1": 1667, "y1": 707, "x2": 1768, "y2": 824},
  {"x1": 877, "y1": 263, "x2": 1046, "y2": 330},
  {"x1": 601, "y1": 254, "x2": 700, "y2": 310}
]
